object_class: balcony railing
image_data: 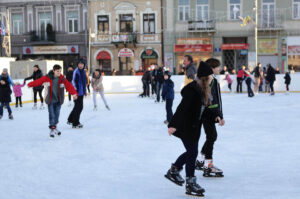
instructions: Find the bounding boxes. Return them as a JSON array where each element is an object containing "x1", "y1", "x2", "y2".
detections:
[
  {"x1": 30, "y1": 31, "x2": 56, "y2": 43},
  {"x1": 111, "y1": 33, "x2": 137, "y2": 44},
  {"x1": 93, "y1": 32, "x2": 161, "y2": 44},
  {"x1": 188, "y1": 20, "x2": 215, "y2": 32}
]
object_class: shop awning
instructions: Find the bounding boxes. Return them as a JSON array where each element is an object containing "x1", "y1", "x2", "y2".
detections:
[
  {"x1": 174, "y1": 44, "x2": 213, "y2": 53},
  {"x1": 141, "y1": 49, "x2": 158, "y2": 59},
  {"x1": 96, "y1": 51, "x2": 111, "y2": 60},
  {"x1": 221, "y1": 43, "x2": 249, "y2": 50}
]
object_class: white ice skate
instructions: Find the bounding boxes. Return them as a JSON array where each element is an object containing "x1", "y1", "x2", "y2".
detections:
[
  {"x1": 49, "y1": 129, "x2": 55, "y2": 138},
  {"x1": 40, "y1": 103, "x2": 45, "y2": 110},
  {"x1": 93, "y1": 105, "x2": 98, "y2": 111},
  {"x1": 54, "y1": 128, "x2": 61, "y2": 136},
  {"x1": 32, "y1": 103, "x2": 37, "y2": 110}
]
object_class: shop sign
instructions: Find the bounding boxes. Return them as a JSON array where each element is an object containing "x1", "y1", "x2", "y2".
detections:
[
  {"x1": 23, "y1": 45, "x2": 78, "y2": 55},
  {"x1": 96, "y1": 51, "x2": 111, "y2": 60},
  {"x1": 141, "y1": 48, "x2": 158, "y2": 59},
  {"x1": 258, "y1": 38, "x2": 277, "y2": 54},
  {"x1": 221, "y1": 43, "x2": 249, "y2": 50},
  {"x1": 174, "y1": 44, "x2": 213, "y2": 53},
  {"x1": 288, "y1": 46, "x2": 300, "y2": 55},
  {"x1": 177, "y1": 38, "x2": 211, "y2": 45},
  {"x1": 118, "y1": 48, "x2": 134, "y2": 57}
]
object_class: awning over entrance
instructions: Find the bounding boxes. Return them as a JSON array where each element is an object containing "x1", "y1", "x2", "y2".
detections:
[
  {"x1": 221, "y1": 43, "x2": 249, "y2": 50},
  {"x1": 141, "y1": 49, "x2": 158, "y2": 59},
  {"x1": 96, "y1": 51, "x2": 111, "y2": 60}
]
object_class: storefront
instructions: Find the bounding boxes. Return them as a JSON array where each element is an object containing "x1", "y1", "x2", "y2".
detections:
[
  {"x1": 118, "y1": 48, "x2": 134, "y2": 75},
  {"x1": 22, "y1": 45, "x2": 79, "y2": 74},
  {"x1": 287, "y1": 37, "x2": 300, "y2": 72},
  {"x1": 141, "y1": 48, "x2": 158, "y2": 71},
  {"x1": 96, "y1": 51, "x2": 112, "y2": 73},
  {"x1": 174, "y1": 38, "x2": 213, "y2": 73},
  {"x1": 257, "y1": 38, "x2": 278, "y2": 69},
  {"x1": 222, "y1": 36, "x2": 249, "y2": 71}
]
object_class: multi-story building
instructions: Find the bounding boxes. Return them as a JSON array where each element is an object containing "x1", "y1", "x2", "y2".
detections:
[
  {"x1": 88, "y1": 0, "x2": 163, "y2": 75},
  {"x1": 164, "y1": 0, "x2": 300, "y2": 73},
  {"x1": 0, "y1": 0, "x2": 88, "y2": 73}
]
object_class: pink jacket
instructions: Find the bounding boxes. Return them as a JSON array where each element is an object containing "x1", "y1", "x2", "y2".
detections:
[
  {"x1": 13, "y1": 83, "x2": 25, "y2": 97},
  {"x1": 225, "y1": 74, "x2": 233, "y2": 84}
]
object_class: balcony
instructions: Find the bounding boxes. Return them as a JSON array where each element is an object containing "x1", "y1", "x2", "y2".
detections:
[
  {"x1": 111, "y1": 32, "x2": 137, "y2": 47},
  {"x1": 30, "y1": 30, "x2": 56, "y2": 44},
  {"x1": 188, "y1": 20, "x2": 216, "y2": 32}
]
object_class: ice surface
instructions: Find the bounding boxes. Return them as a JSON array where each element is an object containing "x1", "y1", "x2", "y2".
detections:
[{"x1": 0, "y1": 93, "x2": 300, "y2": 199}]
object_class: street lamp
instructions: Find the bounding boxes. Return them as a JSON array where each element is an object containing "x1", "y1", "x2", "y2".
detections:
[{"x1": 88, "y1": 28, "x2": 96, "y2": 75}]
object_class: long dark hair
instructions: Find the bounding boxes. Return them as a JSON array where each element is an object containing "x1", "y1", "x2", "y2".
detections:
[{"x1": 197, "y1": 76, "x2": 211, "y2": 106}]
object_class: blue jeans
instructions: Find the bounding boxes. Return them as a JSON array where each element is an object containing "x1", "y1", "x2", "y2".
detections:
[
  {"x1": 48, "y1": 102, "x2": 61, "y2": 128},
  {"x1": 156, "y1": 82, "x2": 162, "y2": 102},
  {"x1": 0, "y1": 102, "x2": 12, "y2": 115},
  {"x1": 166, "y1": 99, "x2": 173, "y2": 122}
]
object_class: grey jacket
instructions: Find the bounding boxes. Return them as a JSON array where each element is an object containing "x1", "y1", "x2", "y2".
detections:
[{"x1": 185, "y1": 63, "x2": 197, "y2": 80}]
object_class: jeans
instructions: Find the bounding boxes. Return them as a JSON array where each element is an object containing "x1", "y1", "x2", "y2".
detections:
[
  {"x1": 269, "y1": 80, "x2": 274, "y2": 93},
  {"x1": 0, "y1": 102, "x2": 12, "y2": 115},
  {"x1": 156, "y1": 82, "x2": 162, "y2": 102},
  {"x1": 142, "y1": 81, "x2": 150, "y2": 97},
  {"x1": 201, "y1": 119, "x2": 217, "y2": 159},
  {"x1": 174, "y1": 139, "x2": 199, "y2": 177},
  {"x1": 236, "y1": 78, "x2": 243, "y2": 93},
  {"x1": 48, "y1": 101, "x2": 61, "y2": 128},
  {"x1": 93, "y1": 91, "x2": 108, "y2": 107},
  {"x1": 166, "y1": 99, "x2": 173, "y2": 122},
  {"x1": 246, "y1": 79, "x2": 254, "y2": 97},
  {"x1": 68, "y1": 96, "x2": 84, "y2": 126}
]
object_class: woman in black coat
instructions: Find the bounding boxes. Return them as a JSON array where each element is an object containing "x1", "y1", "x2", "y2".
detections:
[
  {"x1": 266, "y1": 64, "x2": 276, "y2": 95},
  {"x1": 24, "y1": 65, "x2": 44, "y2": 109},
  {"x1": 0, "y1": 73, "x2": 13, "y2": 119},
  {"x1": 165, "y1": 62, "x2": 224, "y2": 197}
]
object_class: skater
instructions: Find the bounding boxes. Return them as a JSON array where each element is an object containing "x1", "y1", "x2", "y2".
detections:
[
  {"x1": 183, "y1": 55, "x2": 197, "y2": 86},
  {"x1": 91, "y1": 69, "x2": 110, "y2": 111},
  {"x1": 0, "y1": 69, "x2": 13, "y2": 120},
  {"x1": 28, "y1": 64, "x2": 78, "y2": 137},
  {"x1": 266, "y1": 64, "x2": 276, "y2": 95},
  {"x1": 284, "y1": 71, "x2": 291, "y2": 94},
  {"x1": 253, "y1": 63, "x2": 262, "y2": 94},
  {"x1": 162, "y1": 71, "x2": 174, "y2": 125},
  {"x1": 236, "y1": 66, "x2": 245, "y2": 93},
  {"x1": 140, "y1": 67, "x2": 151, "y2": 97},
  {"x1": 24, "y1": 65, "x2": 44, "y2": 109},
  {"x1": 154, "y1": 66, "x2": 164, "y2": 103},
  {"x1": 67, "y1": 60, "x2": 87, "y2": 128},
  {"x1": 165, "y1": 61, "x2": 224, "y2": 197},
  {"x1": 195, "y1": 58, "x2": 225, "y2": 177},
  {"x1": 244, "y1": 71, "x2": 255, "y2": 97},
  {"x1": 224, "y1": 72, "x2": 233, "y2": 92},
  {"x1": 66, "y1": 65, "x2": 74, "y2": 106},
  {"x1": 13, "y1": 81, "x2": 26, "y2": 108}
]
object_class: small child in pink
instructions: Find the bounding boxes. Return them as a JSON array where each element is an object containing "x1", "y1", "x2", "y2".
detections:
[
  {"x1": 13, "y1": 82, "x2": 26, "y2": 107},
  {"x1": 224, "y1": 72, "x2": 233, "y2": 92}
]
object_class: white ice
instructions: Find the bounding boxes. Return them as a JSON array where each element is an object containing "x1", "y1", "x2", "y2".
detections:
[{"x1": 0, "y1": 93, "x2": 300, "y2": 199}]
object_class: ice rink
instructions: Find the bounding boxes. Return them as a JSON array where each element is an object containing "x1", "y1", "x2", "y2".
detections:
[{"x1": 0, "y1": 93, "x2": 300, "y2": 199}]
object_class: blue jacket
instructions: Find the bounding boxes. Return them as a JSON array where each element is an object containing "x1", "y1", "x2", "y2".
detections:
[
  {"x1": 162, "y1": 79, "x2": 174, "y2": 100},
  {"x1": 72, "y1": 68, "x2": 87, "y2": 96}
]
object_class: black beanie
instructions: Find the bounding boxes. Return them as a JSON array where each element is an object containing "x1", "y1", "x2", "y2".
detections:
[
  {"x1": 197, "y1": 61, "x2": 213, "y2": 78},
  {"x1": 164, "y1": 71, "x2": 171, "y2": 78}
]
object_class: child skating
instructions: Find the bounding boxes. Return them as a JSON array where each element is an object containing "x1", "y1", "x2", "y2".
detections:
[
  {"x1": 195, "y1": 58, "x2": 225, "y2": 178},
  {"x1": 224, "y1": 72, "x2": 233, "y2": 92},
  {"x1": 161, "y1": 71, "x2": 174, "y2": 125},
  {"x1": 28, "y1": 65, "x2": 78, "y2": 138},
  {"x1": 13, "y1": 82, "x2": 26, "y2": 108},
  {"x1": 284, "y1": 71, "x2": 291, "y2": 94},
  {"x1": 91, "y1": 69, "x2": 110, "y2": 111}
]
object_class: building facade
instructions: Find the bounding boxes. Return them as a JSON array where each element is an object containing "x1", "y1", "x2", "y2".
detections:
[
  {"x1": 163, "y1": 0, "x2": 300, "y2": 73},
  {"x1": 89, "y1": 0, "x2": 163, "y2": 75},
  {"x1": 0, "y1": 0, "x2": 88, "y2": 73}
]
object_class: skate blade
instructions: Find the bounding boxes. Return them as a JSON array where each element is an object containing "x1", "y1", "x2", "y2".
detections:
[
  {"x1": 164, "y1": 175, "x2": 184, "y2": 186},
  {"x1": 186, "y1": 192, "x2": 205, "y2": 197},
  {"x1": 203, "y1": 173, "x2": 224, "y2": 178}
]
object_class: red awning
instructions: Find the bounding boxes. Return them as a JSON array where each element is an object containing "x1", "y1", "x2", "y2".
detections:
[
  {"x1": 96, "y1": 51, "x2": 111, "y2": 60},
  {"x1": 221, "y1": 43, "x2": 249, "y2": 50}
]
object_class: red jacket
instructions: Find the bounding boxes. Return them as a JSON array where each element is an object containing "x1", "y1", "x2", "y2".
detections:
[
  {"x1": 237, "y1": 69, "x2": 245, "y2": 78},
  {"x1": 28, "y1": 72, "x2": 78, "y2": 105}
]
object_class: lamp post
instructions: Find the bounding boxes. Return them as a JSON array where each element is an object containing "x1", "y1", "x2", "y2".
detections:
[
  {"x1": 88, "y1": 27, "x2": 95, "y2": 75},
  {"x1": 255, "y1": 0, "x2": 258, "y2": 66}
]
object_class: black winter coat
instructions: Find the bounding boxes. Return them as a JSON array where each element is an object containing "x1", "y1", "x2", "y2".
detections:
[
  {"x1": 208, "y1": 77, "x2": 223, "y2": 121},
  {"x1": 24, "y1": 69, "x2": 44, "y2": 91},
  {"x1": 284, "y1": 72, "x2": 291, "y2": 85},
  {"x1": 155, "y1": 68, "x2": 164, "y2": 84},
  {"x1": 253, "y1": 66, "x2": 261, "y2": 78},
  {"x1": 66, "y1": 70, "x2": 74, "y2": 82},
  {"x1": 168, "y1": 81, "x2": 220, "y2": 143},
  {"x1": 266, "y1": 66, "x2": 276, "y2": 82},
  {"x1": 0, "y1": 76, "x2": 12, "y2": 103},
  {"x1": 142, "y1": 71, "x2": 151, "y2": 83}
]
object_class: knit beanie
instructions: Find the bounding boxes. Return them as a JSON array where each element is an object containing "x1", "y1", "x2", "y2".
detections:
[{"x1": 197, "y1": 61, "x2": 213, "y2": 78}]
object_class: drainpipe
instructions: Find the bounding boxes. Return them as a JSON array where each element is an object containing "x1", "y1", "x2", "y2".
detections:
[{"x1": 161, "y1": 0, "x2": 164, "y2": 67}]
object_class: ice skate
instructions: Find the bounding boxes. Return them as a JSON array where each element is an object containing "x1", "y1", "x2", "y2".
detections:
[
  {"x1": 68, "y1": 102, "x2": 72, "y2": 107},
  {"x1": 185, "y1": 177, "x2": 205, "y2": 197},
  {"x1": 72, "y1": 123, "x2": 83, "y2": 129},
  {"x1": 49, "y1": 129, "x2": 55, "y2": 138},
  {"x1": 67, "y1": 121, "x2": 73, "y2": 125},
  {"x1": 40, "y1": 103, "x2": 45, "y2": 110},
  {"x1": 0, "y1": 115, "x2": 2, "y2": 119},
  {"x1": 105, "y1": 105, "x2": 110, "y2": 111},
  {"x1": 163, "y1": 120, "x2": 169, "y2": 125},
  {"x1": 20, "y1": 104, "x2": 22, "y2": 108},
  {"x1": 9, "y1": 114, "x2": 13, "y2": 120},
  {"x1": 164, "y1": 164, "x2": 185, "y2": 186},
  {"x1": 195, "y1": 160, "x2": 204, "y2": 170},
  {"x1": 54, "y1": 128, "x2": 61, "y2": 136},
  {"x1": 203, "y1": 160, "x2": 224, "y2": 177},
  {"x1": 32, "y1": 103, "x2": 37, "y2": 110},
  {"x1": 93, "y1": 105, "x2": 98, "y2": 111}
]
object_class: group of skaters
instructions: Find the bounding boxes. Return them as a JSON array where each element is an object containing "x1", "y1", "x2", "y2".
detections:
[
  {"x1": 0, "y1": 60, "x2": 110, "y2": 138},
  {"x1": 165, "y1": 56, "x2": 225, "y2": 197}
]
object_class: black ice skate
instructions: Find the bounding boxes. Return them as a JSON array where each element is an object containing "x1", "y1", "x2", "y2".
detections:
[
  {"x1": 203, "y1": 165, "x2": 224, "y2": 177},
  {"x1": 72, "y1": 123, "x2": 83, "y2": 129},
  {"x1": 185, "y1": 177, "x2": 205, "y2": 197},
  {"x1": 9, "y1": 114, "x2": 13, "y2": 120},
  {"x1": 164, "y1": 164, "x2": 185, "y2": 186},
  {"x1": 195, "y1": 160, "x2": 204, "y2": 170},
  {"x1": 105, "y1": 105, "x2": 110, "y2": 111}
]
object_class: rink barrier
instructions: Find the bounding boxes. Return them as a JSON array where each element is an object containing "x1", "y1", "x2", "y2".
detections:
[{"x1": 9, "y1": 74, "x2": 300, "y2": 105}]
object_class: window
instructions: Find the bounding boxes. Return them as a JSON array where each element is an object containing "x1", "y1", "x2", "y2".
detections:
[
  {"x1": 197, "y1": 0, "x2": 209, "y2": 21},
  {"x1": 293, "y1": 0, "x2": 300, "y2": 19},
  {"x1": 67, "y1": 11, "x2": 78, "y2": 33},
  {"x1": 12, "y1": 13, "x2": 23, "y2": 35},
  {"x1": 39, "y1": 12, "x2": 51, "y2": 40},
  {"x1": 143, "y1": 14, "x2": 155, "y2": 34},
  {"x1": 178, "y1": 0, "x2": 190, "y2": 21},
  {"x1": 229, "y1": 0, "x2": 241, "y2": 20},
  {"x1": 120, "y1": 14, "x2": 133, "y2": 32},
  {"x1": 262, "y1": 0, "x2": 275, "y2": 27},
  {"x1": 98, "y1": 15, "x2": 109, "y2": 33}
]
